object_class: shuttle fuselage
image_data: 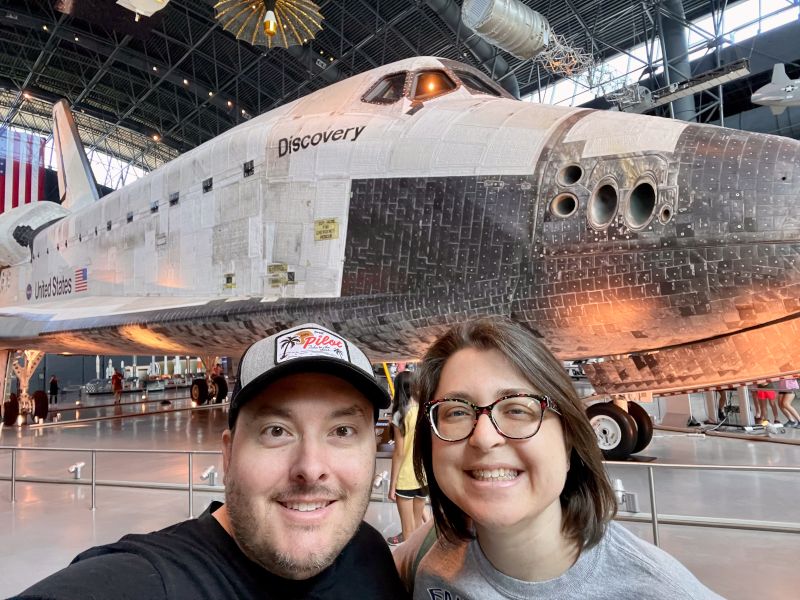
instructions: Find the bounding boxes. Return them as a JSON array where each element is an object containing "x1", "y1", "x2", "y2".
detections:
[{"x1": 1, "y1": 56, "x2": 799, "y2": 393}]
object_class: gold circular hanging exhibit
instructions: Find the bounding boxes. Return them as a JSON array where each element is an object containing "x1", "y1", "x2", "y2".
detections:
[{"x1": 213, "y1": 0, "x2": 324, "y2": 49}]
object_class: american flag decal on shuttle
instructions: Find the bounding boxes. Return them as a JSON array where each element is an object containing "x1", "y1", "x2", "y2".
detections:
[{"x1": 74, "y1": 268, "x2": 88, "y2": 293}]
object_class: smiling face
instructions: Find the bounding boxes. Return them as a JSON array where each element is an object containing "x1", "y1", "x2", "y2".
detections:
[
  {"x1": 221, "y1": 372, "x2": 375, "y2": 580},
  {"x1": 431, "y1": 347, "x2": 569, "y2": 537}
]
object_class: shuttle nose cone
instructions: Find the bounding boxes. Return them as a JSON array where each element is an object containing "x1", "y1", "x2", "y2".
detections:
[
  {"x1": 529, "y1": 113, "x2": 800, "y2": 358},
  {"x1": 668, "y1": 124, "x2": 800, "y2": 327},
  {"x1": 674, "y1": 125, "x2": 800, "y2": 242}
]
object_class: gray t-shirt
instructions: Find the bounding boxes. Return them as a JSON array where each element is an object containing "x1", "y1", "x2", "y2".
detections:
[{"x1": 394, "y1": 521, "x2": 724, "y2": 599}]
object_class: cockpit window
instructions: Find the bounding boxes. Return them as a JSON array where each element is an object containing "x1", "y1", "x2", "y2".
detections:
[
  {"x1": 454, "y1": 70, "x2": 503, "y2": 97},
  {"x1": 363, "y1": 72, "x2": 408, "y2": 104},
  {"x1": 411, "y1": 70, "x2": 457, "y2": 101}
]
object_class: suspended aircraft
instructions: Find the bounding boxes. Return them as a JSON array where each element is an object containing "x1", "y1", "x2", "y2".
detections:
[{"x1": 751, "y1": 63, "x2": 800, "y2": 115}]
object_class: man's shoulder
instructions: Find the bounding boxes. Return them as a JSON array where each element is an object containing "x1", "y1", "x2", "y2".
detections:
[
  {"x1": 14, "y1": 507, "x2": 228, "y2": 600},
  {"x1": 335, "y1": 522, "x2": 409, "y2": 598},
  {"x1": 13, "y1": 552, "x2": 164, "y2": 600},
  {"x1": 345, "y1": 521, "x2": 394, "y2": 561},
  {"x1": 88, "y1": 506, "x2": 229, "y2": 570}
]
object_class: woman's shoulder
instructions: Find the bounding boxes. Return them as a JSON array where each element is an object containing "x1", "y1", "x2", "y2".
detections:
[
  {"x1": 392, "y1": 522, "x2": 470, "y2": 588},
  {"x1": 392, "y1": 409, "x2": 405, "y2": 427},
  {"x1": 598, "y1": 522, "x2": 723, "y2": 598},
  {"x1": 392, "y1": 521, "x2": 431, "y2": 592}
]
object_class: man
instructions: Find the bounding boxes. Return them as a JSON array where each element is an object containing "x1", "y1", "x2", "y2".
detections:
[
  {"x1": 15, "y1": 324, "x2": 408, "y2": 599},
  {"x1": 48, "y1": 375, "x2": 59, "y2": 405}
]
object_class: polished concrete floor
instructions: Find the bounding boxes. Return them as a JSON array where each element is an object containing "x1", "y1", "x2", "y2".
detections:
[{"x1": 1, "y1": 394, "x2": 799, "y2": 599}]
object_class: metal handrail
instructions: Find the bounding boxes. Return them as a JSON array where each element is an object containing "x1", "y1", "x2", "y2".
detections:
[
  {"x1": 0, "y1": 446, "x2": 223, "y2": 517},
  {"x1": 603, "y1": 461, "x2": 800, "y2": 544},
  {"x1": 1, "y1": 446, "x2": 799, "y2": 542}
]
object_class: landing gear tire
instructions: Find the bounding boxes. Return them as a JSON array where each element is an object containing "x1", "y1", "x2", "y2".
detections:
[
  {"x1": 211, "y1": 376, "x2": 228, "y2": 403},
  {"x1": 32, "y1": 390, "x2": 49, "y2": 422},
  {"x1": 2, "y1": 396, "x2": 20, "y2": 427},
  {"x1": 191, "y1": 379, "x2": 209, "y2": 405},
  {"x1": 587, "y1": 403, "x2": 637, "y2": 461},
  {"x1": 627, "y1": 402, "x2": 654, "y2": 454}
]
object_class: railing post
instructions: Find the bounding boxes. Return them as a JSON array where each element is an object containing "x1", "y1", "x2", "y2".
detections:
[
  {"x1": 647, "y1": 466, "x2": 660, "y2": 547},
  {"x1": 10, "y1": 448, "x2": 16, "y2": 503},
  {"x1": 188, "y1": 452, "x2": 194, "y2": 518},
  {"x1": 91, "y1": 450, "x2": 96, "y2": 510}
]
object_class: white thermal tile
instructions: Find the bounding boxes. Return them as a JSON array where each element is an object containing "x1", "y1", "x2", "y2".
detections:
[
  {"x1": 434, "y1": 142, "x2": 485, "y2": 168},
  {"x1": 564, "y1": 111, "x2": 689, "y2": 157}
]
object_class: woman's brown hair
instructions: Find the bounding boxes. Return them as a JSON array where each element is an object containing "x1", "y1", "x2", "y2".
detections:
[{"x1": 413, "y1": 317, "x2": 617, "y2": 548}]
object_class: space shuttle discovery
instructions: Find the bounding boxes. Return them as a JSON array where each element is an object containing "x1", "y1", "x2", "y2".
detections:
[{"x1": 0, "y1": 56, "x2": 799, "y2": 400}]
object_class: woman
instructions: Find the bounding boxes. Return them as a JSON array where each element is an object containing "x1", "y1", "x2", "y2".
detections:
[
  {"x1": 778, "y1": 378, "x2": 800, "y2": 427},
  {"x1": 393, "y1": 318, "x2": 721, "y2": 599},
  {"x1": 111, "y1": 369, "x2": 123, "y2": 404},
  {"x1": 387, "y1": 370, "x2": 427, "y2": 545},
  {"x1": 755, "y1": 383, "x2": 782, "y2": 424}
]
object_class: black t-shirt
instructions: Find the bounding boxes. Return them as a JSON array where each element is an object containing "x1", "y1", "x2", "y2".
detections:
[{"x1": 13, "y1": 501, "x2": 408, "y2": 599}]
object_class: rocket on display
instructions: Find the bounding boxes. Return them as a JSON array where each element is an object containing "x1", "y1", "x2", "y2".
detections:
[{"x1": 0, "y1": 56, "x2": 798, "y2": 448}]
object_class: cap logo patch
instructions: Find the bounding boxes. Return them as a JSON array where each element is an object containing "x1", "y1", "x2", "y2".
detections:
[{"x1": 276, "y1": 327, "x2": 349, "y2": 363}]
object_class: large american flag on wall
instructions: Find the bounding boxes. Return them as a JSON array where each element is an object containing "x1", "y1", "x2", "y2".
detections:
[{"x1": 0, "y1": 128, "x2": 46, "y2": 215}]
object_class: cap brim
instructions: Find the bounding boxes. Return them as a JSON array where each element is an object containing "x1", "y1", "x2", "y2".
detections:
[{"x1": 229, "y1": 357, "x2": 391, "y2": 428}]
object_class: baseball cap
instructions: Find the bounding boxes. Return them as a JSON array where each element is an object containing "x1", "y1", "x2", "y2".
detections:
[{"x1": 228, "y1": 323, "x2": 391, "y2": 428}]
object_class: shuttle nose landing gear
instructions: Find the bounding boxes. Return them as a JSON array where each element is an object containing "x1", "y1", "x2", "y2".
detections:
[{"x1": 587, "y1": 401, "x2": 652, "y2": 460}]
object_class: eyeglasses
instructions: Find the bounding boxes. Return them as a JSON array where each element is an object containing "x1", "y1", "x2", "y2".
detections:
[{"x1": 425, "y1": 394, "x2": 561, "y2": 442}]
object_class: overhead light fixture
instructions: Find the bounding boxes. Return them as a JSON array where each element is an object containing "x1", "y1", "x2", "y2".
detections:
[
  {"x1": 183, "y1": 78, "x2": 189, "y2": 85},
  {"x1": 152, "y1": 134, "x2": 160, "y2": 142},
  {"x1": 213, "y1": 0, "x2": 324, "y2": 50},
  {"x1": 264, "y1": 9, "x2": 277, "y2": 36}
]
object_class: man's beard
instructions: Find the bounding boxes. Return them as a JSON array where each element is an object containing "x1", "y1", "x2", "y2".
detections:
[{"x1": 224, "y1": 475, "x2": 372, "y2": 580}]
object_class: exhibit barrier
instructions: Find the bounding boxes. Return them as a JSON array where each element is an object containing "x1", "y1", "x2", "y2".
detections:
[{"x1": 0, "y1": 446, "x2": 799, "y2": 546}]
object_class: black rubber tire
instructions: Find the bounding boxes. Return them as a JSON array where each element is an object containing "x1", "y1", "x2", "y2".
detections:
[
  {"x1": 32, "y1": 390, "x2": 49, "y2": 421},
  {"x1": 627, "y1": 402, "x2": 654, "y2": 454},
  {"x1": 212, "y1": 376, "x2": 228, "y2": 403},
  {"x1": 586, "y1": 403, "x2": 638, "y2": 461},
  {"x1": 3, "y1": 397, "x2": 20, "y2": 427},
  {"x1": 191, "y1": 379, "x2": 209, "y2": 405}
]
